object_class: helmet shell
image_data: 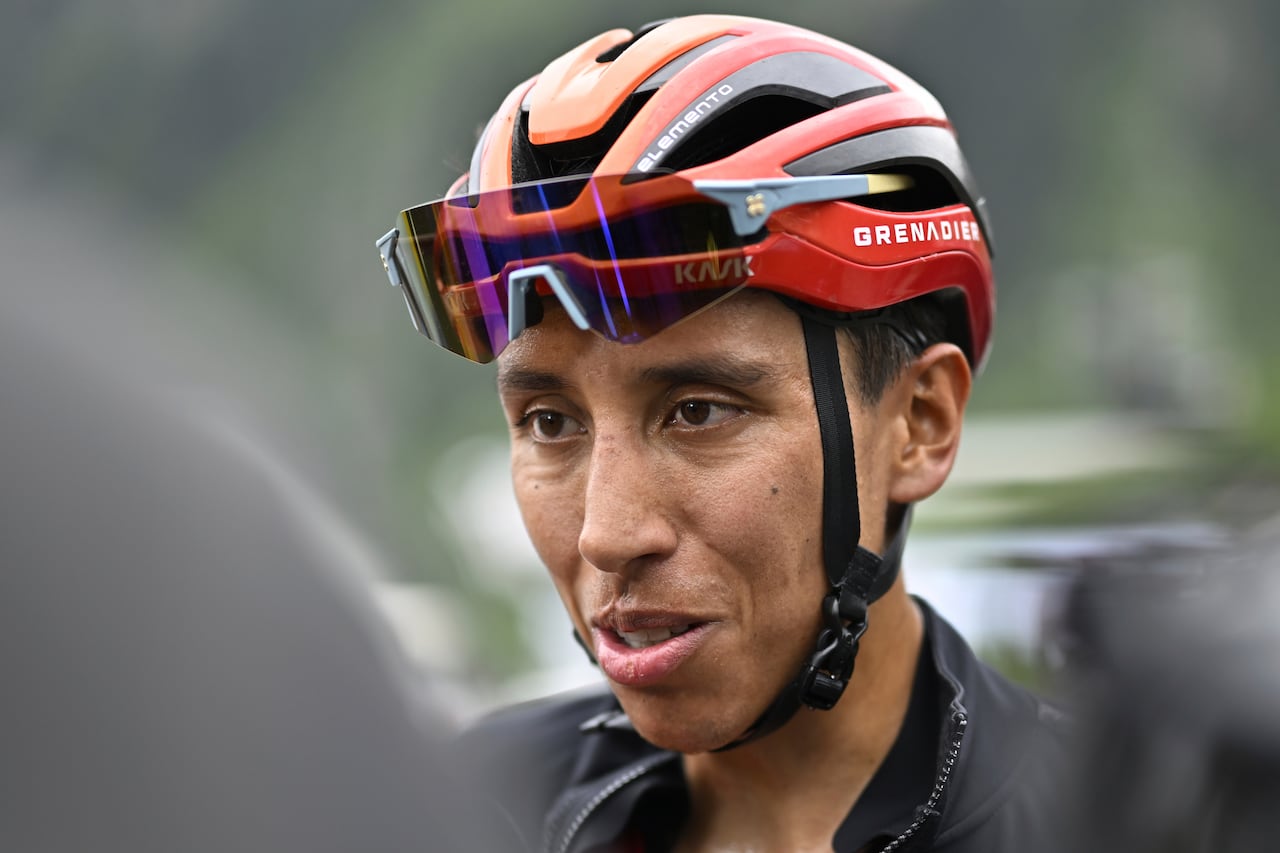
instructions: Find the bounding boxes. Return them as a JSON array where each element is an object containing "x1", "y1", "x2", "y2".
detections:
[{"x1": 464, "y1": 14, "x2": 995, "y2": 369}]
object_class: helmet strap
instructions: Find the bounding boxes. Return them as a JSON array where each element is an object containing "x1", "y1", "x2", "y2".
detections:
[{"x1": 713, "y1": 313, "x2": 905, "y2": 750}]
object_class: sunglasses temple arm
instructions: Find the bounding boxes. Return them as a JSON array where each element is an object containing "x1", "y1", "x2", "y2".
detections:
[
  {"x1": 377, "y1": 228, "x2": 431, "y2": 336},
  {"x1": 694, "y1": 174, "x2": 912, "y2": 237}
]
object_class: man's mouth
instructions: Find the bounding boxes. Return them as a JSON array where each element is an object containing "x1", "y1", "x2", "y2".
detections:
[
  {"x1": 615, "y1": 624, "x2": 693, "y2": 649},
  {"x1": 591, "y1": 618, "x2": 712, "y2": 687}
]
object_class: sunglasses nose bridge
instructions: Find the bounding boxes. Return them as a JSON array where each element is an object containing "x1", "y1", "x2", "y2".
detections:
[{"x1": 506, "y1": 264, "x2": 590, "y2": 342}]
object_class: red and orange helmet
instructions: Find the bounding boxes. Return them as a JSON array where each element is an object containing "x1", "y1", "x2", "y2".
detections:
[{"x1": 377, "y1": 14, "x2": 995, "y2": 370}]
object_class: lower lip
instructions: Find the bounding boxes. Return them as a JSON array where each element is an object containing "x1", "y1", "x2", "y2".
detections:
[{"x1": 592, "y1": 624, "x2": 712, "y2": 687}]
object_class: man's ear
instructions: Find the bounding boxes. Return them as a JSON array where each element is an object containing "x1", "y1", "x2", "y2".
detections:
[{"x1": 887, "y1": 343, "x2": 972, "y2": 505}]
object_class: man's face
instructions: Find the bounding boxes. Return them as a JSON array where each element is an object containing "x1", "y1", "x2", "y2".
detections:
[{"x1": 497, "y1": 291, "x2": 897, "y2": 753}]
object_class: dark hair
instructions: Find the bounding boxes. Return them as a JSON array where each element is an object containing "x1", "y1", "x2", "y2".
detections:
[{"x1": 839, "y1": 293, "x2": 953, "y2": 405}]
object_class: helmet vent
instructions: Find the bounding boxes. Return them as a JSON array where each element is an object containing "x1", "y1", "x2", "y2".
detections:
[
  {"x1": 785, "y1": 126, "x2": 993, "y2": 248},
  {"x1": 658, "y1": 95, "x2": 827, "y2": 172},
  {"x1": 596, "y1": 19, "x2": 676, "y2": 63},
  {"x1": 635, "y1": 35, "x2": 740, "y2": 93},
  {"x1": 512, "y1": 91, "x2": 656, "y2": 182},
  {"x1": 855, "y1": 165, "x2": 961, "y2": 213},
  {"x1": 627, "y1": 52, "x2": 889, "y2": 177}
]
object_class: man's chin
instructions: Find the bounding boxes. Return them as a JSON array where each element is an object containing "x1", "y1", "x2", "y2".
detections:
[{"x1": 616, "y1": 694, "x2": 752, "y2": 754}]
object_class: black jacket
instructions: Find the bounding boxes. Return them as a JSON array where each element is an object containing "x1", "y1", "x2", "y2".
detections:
[{"x1": 467, "y1": 601, "x2": 1071, "y2": 852}]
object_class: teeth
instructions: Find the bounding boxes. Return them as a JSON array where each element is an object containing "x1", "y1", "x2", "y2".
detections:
[{"x1": 617, "y1": 624, "x2": 691, "y2": 649}]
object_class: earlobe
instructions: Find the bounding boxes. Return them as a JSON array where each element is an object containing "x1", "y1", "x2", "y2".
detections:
[{"x1": 888, "y1": 344, "x2": 972, "y2": 505}]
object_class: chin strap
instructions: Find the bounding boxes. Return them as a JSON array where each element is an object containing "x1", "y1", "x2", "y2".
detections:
[{"x1": 712, "y1": 313, "x2": 907, "y2": 751}]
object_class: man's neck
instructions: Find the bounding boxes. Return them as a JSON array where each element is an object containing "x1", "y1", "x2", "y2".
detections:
[{"x1": 676, "y1": 591, "x2": 924, "y2": 853}]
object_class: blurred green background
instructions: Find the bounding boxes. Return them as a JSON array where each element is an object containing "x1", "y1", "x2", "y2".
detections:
[{"x1": 4, "y1": 0, "x2": 1277, "y2": 697}]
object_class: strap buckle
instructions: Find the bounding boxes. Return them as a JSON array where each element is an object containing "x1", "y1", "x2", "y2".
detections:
[{"x1": 797, "y1": 591, "x2": 870, "y2": 710}]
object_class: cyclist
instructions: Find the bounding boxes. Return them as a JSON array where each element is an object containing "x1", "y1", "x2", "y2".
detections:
[{"x1": 375, "y1": 15, "x2": 1068, "y2": 852}]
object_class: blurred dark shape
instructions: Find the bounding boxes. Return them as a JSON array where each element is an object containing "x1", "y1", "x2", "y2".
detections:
[
  {"x1": 1057, "y1": 518, "x2": 1280, "y2": 852},
  {"x1": 0, "y1": 303, "x2": 503, "y2": 851}
]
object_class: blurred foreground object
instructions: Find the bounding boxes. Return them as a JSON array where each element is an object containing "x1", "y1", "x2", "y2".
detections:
[
  {"x1": 1059, "y1": 517, "x2": 1280, "y2": 852},
  {"x1": 0, "y1": 304, "x2": 501, "y2": 851}
]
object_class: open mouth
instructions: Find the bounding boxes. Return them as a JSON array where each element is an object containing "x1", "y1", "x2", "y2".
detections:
[
  {"x1": 615, "y1": 624, "x2": 694, "y2": 649},
  {"x1": 593, "y1": 621, "x2": 712, "y2": 686}
]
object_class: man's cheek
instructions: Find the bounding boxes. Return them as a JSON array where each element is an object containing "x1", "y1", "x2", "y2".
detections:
[
  {"x1": 514, "y1": 481, "x2": 581, "y2": 564},
  {"x1": 548, "y1": 573, "x2": 589, "y2": 632},
  {"x1": 525, "y1": 518, "x2": 580, "y2": 581},
  {"x1": 709, "y1": 464, "x2": 816, "y2": 536}
]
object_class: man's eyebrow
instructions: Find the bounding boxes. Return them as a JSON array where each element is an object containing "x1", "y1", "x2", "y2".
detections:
[
  {"x1": 640, "y1": 355, "x2": 775, "y2": 388},
  {"x1": 496, "y1": 367, "x2": 569, "y2": 393},
  {"x1": 496, "y1": 355, "x2": 776, "y2": 394}
]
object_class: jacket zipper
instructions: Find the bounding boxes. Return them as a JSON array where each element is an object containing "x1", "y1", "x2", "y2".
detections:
[
  {"x1": 877, "y1": 711, "x2": 968, "y2": 853},
  {"x1": 547, "y1": 752, "x2": 673, "y2": 853}
]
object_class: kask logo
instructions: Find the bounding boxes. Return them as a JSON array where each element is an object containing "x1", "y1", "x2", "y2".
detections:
[{"x1": 674, "y1": 256, "x2": 755, "y2": 285}]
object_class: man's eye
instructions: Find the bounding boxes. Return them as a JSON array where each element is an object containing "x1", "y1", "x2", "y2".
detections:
[
  {"x1": 671, "y1": 400, "x2": 738, "y2": 428},
  {"x1": 529, "y1": 411, "x2": 582, "y2": 441}
]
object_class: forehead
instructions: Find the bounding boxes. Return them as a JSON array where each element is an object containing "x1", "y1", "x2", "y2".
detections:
[{"x1": 496, "y1": 291, "x2": 807, "y2": 390}]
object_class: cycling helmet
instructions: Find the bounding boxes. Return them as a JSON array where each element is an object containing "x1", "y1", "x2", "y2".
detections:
[{"x1": 376, "y1": 14, "x2": 995, "y2": 746}]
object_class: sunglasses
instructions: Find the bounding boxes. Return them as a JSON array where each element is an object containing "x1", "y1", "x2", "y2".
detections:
[{"x1": 376, "y1": 172, "x2": 911, "y2": 363}]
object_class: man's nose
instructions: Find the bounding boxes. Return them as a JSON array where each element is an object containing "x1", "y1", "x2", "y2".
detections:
[{"x1": 577, "y1": 432, "x2": 678, "y2": 574}]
